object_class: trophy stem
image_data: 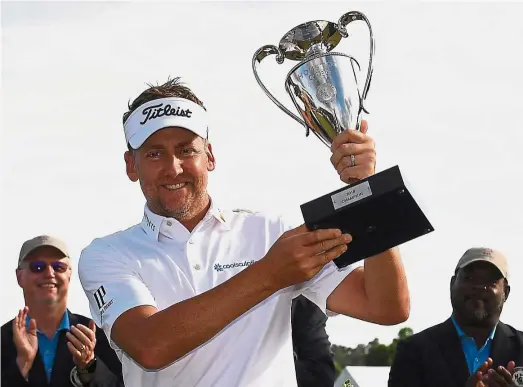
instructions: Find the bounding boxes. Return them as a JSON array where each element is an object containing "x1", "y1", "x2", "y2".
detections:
[{"x1": 306, "y1": 43, "x2": 329, "y2": 58}]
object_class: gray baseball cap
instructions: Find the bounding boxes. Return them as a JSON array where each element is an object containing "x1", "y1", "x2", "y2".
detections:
[
  {"x1": 455, "y1": 247, "x2": 508, "y2": 279},
  {"x1": 18, "y1": 235, "x2": 70, "y2": 268}
]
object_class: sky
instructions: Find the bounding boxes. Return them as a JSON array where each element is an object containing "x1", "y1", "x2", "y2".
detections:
[{"x1": 1, "y1": 1, "x2": 523, "y2": 350}]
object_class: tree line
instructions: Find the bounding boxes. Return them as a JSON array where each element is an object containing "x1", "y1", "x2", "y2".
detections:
[{"x1": 332, "y1": 327, "x2": 414, "y2": 377}]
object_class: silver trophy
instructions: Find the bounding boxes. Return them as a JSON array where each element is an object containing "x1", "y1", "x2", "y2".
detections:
[
  {"x1": 252, "y1": 11, "x2": 433, "y2": 269},
  {"x1": 252, "y1": 11, "x2": 373, "y2": 146}
]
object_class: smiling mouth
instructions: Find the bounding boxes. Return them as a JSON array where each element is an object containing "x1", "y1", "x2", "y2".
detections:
[
  {"x1": 38, "y1": 284, "x2": 58, "y2": 289},
  {"x1": 163, "y1": 183, "x2": 187, "y2": 191}
]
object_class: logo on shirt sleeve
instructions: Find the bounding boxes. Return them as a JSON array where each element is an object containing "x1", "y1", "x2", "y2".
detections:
[{"x1": 94, "y1": 286, "x2": 114, "y2": 322}]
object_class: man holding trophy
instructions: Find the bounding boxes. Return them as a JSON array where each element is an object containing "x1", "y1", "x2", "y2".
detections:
[{"x1": 78, "y1": 11, "x2": 416, "y2": 387}]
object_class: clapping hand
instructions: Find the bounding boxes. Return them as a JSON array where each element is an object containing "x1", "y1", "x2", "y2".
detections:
[
  {"x1": 13, "y1": 306, "x2": 38, "y2": 377},
  {"x1": 66, "y1": 320, "x2": 97, "y2": 370}
]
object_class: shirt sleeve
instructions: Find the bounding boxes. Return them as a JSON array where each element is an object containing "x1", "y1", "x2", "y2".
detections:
[
  {"x1": 294, "y1": 260, "x2": 362, "y2": 314},
  {"x1": 78, "y1": 239, "x2": 157, "y2": 349},
  {"x1": 278, "y1": 216, "x2": 363, "y2": 314}
]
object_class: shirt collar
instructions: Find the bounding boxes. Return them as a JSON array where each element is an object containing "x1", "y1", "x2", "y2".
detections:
[
  {"x1": 59, "y1": 312, "x2": 70, "y2": 331},
  {"x1": 451, "y1": 314, "x2": 497, "y2": 340},
  {"x1": 26, "y1": 311, "x2": 70, "y2": 334},
  {"x1": 140, "y1": 197, "x2": 230, "y2": 241}
]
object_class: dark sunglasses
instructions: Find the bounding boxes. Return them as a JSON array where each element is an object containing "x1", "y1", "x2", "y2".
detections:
[{"x1": 23, "y1": 261, "x2": 69, "y2": 274}]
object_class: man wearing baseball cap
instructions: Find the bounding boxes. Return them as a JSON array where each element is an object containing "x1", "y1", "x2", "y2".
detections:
[
  {"x1": 1, "y1": 235, "x2": 123, "y2": 387},
  {"x1": 389, "y1": 247, "x2": 523, "y2": 387}
]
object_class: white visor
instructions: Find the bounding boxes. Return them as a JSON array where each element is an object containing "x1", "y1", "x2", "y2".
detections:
[{"x1": 123, "y1": 97, "x2": 209, "y2": 149}]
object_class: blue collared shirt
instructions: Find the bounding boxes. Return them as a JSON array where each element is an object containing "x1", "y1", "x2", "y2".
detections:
[
  {"x1": 26, "y1": 312, "x2": 70, "y2": 382},
  {"x1": 451, "y1": 314, "x2": 497, "y2": 374}
]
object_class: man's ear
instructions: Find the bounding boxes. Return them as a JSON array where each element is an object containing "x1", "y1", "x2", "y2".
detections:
[
  {"x1": 124, "y1": 151, "x2": 139, "y2": 182},
  {"x1": 16, "y1": 269, "x2": 23, "y2": 288},
  {"x1": 504, "y1": 281, "x2": 511, "y2": 301},
  {"x1": 206, "y1": 142, "x2": 216, "y2": 172},
  {"x1": 450, "y1": 275, "x2": 456, "y2": 292}
]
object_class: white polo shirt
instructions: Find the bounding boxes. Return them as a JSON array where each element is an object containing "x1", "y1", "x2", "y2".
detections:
[{"x1": 78, "y1": 201, "x2": 359, "y2": 387}]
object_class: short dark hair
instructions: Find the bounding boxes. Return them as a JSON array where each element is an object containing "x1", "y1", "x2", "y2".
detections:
[{"x1": 122, "y1": 77, "x2": 206, "y2": 125}]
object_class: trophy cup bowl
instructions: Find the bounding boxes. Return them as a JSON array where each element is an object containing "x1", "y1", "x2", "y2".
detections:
[{"x1": 252, "y1": 12, "x2": 434, "y2": 268}]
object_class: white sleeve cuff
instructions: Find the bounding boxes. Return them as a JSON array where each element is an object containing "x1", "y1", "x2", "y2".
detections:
[{"x1": 296, "y1": 260, "x2": 363, "y2": 314}]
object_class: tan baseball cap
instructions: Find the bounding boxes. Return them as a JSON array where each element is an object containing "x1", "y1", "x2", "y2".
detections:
[
  {"x1": 455, "y1": 247, "x2": 508, "y2": 279},
  {"x1": 18, "y1": 235, "x2": 70, "y2": 268}
]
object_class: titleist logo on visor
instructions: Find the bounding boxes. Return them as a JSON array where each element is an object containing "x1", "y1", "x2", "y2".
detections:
[{"x1": 140, "y1": 103, "x2": 193, "y2": 125}]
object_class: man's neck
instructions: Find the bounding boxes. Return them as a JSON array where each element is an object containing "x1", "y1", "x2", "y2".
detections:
[
  {"x1": 26, "y1": 301, "x2": 67, "y2": 338},
  {"x1": 181, "y1": 203, "x2": 211, "y2": 232},
  {"x1": 147, "y1": 195, "x2": 213, "y2": 233},
  {"x1": 171, "y1": 195, "x2": 212, "y2": 233},
  {"x1": 452, "y1": 313, "x2": 498, "y2": 347}
]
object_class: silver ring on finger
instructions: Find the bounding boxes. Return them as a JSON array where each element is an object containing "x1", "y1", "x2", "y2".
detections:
[
  {"x1": 350, "y1": 154, "x2": 356, "y2": 167},
  {"x1": 80, "y1": 345, "x2": 85, "y2": 352}
]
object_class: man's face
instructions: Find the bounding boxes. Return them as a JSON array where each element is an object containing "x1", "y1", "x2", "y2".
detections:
[
  {"x1": 125, "y1": 127, "x2": 216, "y2": 220},
  {"x1": 450, "y1": 261, "x2": 509, "y2": 327},
  {"x1": 16, "y1": 246, "x2": 71, "y2": 306}
]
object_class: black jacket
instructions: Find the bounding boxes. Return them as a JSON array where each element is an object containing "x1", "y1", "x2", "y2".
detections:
[
  {"x1": 1, "y1": 310, "x2": 123, "y2": 387},
  {"x1": 388, "y1": 318, "x2": 523, "y2": 387},
  {"x1": 292, "y1": 295, "x2": 335, "y2": 387}
]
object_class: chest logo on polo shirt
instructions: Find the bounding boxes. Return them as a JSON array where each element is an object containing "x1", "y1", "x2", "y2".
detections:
[
  {"x1": 214, "y1": 260, "x2": 255, "y2": 272},
  {"x1": 94, "y1": 286, "x2": 114, "y2": 323}
]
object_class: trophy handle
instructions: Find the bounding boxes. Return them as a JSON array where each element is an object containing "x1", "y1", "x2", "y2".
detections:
[
  {"x1": 336, "y1": 11, "x2": 375, "y2": 114},
  {"x1": 252, "y1": 45, "x2": 308, "y2": 129}
]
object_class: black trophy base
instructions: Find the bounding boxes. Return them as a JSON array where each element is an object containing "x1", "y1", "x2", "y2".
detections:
[{"x1": 300, "y1": 166, "x2": 434, "y2": 269}]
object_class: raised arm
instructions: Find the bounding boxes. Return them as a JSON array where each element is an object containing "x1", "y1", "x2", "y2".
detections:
[
  {"x1": 327, "y1": 122, "x2": 410, "y2": 324},
  {"x1": 326, "y1": 247, "x2": 410, "y2": 325},
  {"x1": 79, "y1": 226, "x2": 349, "y2": 370}
]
